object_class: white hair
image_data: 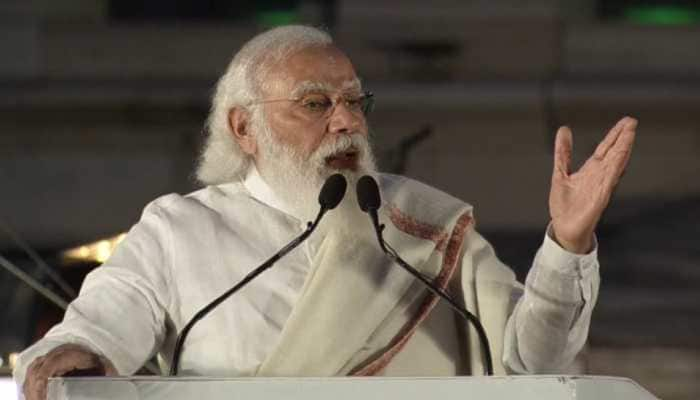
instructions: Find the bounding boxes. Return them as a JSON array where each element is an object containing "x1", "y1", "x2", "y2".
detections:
[{"x1": 196, "y1": 25, "x2": 333, "y2": 185}]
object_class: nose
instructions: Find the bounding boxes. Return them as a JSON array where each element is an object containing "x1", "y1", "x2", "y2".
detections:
[{"x1": 327, "y1": 101, "x2": 364, "y2": 135}]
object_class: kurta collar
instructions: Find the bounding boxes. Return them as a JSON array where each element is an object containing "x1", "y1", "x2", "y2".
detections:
[{"x1": 242, "y1": 165, "x2": 304, "y2": 222}]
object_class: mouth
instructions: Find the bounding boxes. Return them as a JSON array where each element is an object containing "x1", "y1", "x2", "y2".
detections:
[{"x1": 324, "y1": 148, "x2": 360, "y2": 170}]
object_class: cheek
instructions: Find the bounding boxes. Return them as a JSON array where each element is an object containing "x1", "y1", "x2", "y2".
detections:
[
  {"x1": 306, "y1": 129, "x2": 331, "y2": 154},
  {"x1": 266, "y1": 109, "x2": 301, "y2": 142},
  {"x1": 267, "y1": 112, "x2": 324, "y2": 156}
]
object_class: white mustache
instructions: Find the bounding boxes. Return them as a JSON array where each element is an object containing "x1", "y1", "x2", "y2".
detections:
[{"x1": 314, "y1": 134, "x2": 368, "y2": 160}]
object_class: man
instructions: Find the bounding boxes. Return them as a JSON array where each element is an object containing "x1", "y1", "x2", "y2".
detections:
[{"x1": 16, "y1": 25, "x2": 636, "y2": 399}]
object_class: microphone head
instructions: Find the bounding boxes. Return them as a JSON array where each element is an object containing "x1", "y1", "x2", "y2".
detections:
[
  {"x1": 318, "y1": 174, "x2": 347, "y2": 210},
  {"x1": 356, "y1": 175, "x2": 381, "y2": 212}
]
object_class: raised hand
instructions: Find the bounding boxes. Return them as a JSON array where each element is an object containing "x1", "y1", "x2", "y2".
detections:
[{"x1": 549, "y1": 116, "x2": 637, "y2": 254}]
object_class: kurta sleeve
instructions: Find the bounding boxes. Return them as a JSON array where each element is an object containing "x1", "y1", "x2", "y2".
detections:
[
  {"x1": 502, "y1": 226, "x2": 600, "y2": 373},
  {"x1": 13, "y1": 200, "x2": 174, "y2": 388}
]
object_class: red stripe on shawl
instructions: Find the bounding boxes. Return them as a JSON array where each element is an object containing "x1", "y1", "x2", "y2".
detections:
[
  {"x1": 385, "y1": 205, "x2": 450, "y2": 252},
  {"x1": 351, "y1": 211, "x2": 473, "y2": 376}
]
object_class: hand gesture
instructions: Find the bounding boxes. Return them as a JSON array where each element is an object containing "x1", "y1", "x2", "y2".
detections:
[{"x1": 549, "y1": 116, "x2": 637, "y2": 253}]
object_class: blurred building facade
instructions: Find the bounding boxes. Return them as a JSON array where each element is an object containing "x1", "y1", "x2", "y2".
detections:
[{"x1": 1, "y1": 1, "x2": 699, "y2": 399}]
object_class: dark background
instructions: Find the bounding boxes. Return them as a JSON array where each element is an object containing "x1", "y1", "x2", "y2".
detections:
[{"x1": 1, "y1": 1, "x2": 699, "y2": 398}]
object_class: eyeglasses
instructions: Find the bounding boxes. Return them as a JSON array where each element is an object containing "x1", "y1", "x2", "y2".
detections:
[{"x1": 248, "y1": 91, "x2": 375, "y2": 121}]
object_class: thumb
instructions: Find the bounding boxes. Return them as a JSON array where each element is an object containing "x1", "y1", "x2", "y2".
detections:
[{"x1": 553, "y1": 126, "x2": 573, "y2": 178}]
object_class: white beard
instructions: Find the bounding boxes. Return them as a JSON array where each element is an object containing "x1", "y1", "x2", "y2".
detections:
[{"x1": 251, "y1": 112, "x2": 379, "y2": 238}]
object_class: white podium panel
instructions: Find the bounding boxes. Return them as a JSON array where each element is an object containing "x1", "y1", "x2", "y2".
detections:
[{"x1": 47, "y1": 375, "x2": 660, "y2": 400}]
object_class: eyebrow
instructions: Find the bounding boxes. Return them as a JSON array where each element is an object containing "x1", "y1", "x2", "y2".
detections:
[
  {"x1": 342, "y1": 78, "x2": 362, "y2": 92},
  {"x1": 291, "y1": 81, "x2": 332, "y2": 98},
  {"x1": 291, "y1": 78, "x2": 363, "y2": 98}
]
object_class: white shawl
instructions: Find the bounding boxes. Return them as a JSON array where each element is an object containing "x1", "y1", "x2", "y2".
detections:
[{"x1": 256, "y1": 174, "x2": 515, "y2": 376}]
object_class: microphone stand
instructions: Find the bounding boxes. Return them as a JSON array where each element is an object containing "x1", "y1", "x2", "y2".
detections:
[
  {"x1": 370, "y1": 215, "x2": 495, "y2": 376},
  {"x1": 169, "y1": 208, "x2": 328, "y2": 376}
]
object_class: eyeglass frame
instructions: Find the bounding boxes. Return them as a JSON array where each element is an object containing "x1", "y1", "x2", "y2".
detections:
[{"x1": 246, "y1": 90, "x2": 375, "y2": 120}]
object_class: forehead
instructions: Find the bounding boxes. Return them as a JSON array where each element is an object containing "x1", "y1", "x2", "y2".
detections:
[{"x1": 264, "y1": 45, "x2": 360, "y2": 96}]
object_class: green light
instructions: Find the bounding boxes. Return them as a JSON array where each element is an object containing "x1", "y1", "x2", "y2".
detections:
[
  {"x1": 625, "y1": 6, "x2": 700, "y2": 26},
  {"x1": 256, "y1": 10, "x2": 299, "y2": 28}
]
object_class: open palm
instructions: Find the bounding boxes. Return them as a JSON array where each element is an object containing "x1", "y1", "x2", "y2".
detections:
[{"x1": 549, "y1": 117, "x2": 637, "y2": 254}]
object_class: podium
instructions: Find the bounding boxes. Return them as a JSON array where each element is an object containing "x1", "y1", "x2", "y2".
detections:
[{"x1": 47, "y1": 375, "x2": 660, "y2": 400}]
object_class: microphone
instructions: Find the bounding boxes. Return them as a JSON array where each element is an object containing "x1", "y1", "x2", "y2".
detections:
[
  {"x1": 355, "y1": 175, "x2": 494, "y2": 376},
  {"x1": 318, "y1": 173, "x2": 347, "y2": 211},
  {"x1": 169, "y1": 173, "x2": 347, "y2": 376},
  {"x1": 356, "y1": 175, "x2": 385, "y2": 252}
]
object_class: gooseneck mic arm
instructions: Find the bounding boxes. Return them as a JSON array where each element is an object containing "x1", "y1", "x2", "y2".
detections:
[
  {"x1": 169, "y1": 174, "x2": 347, "y2": 376},
  {"x1": 356, "y1": 175, "x2": 494, "y2": 376}
]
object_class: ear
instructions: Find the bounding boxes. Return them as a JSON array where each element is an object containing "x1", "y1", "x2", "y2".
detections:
[{"x1": 228, "y1": 107, "x2": 257, "y2": 156}]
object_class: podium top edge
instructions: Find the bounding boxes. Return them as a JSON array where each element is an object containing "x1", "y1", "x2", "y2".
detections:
[{"x1": 50, "y1": 375, "x2": 635, "y2": 383}]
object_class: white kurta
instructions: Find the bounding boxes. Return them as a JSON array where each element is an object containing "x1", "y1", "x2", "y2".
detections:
[{"x1": 14, "y1": 168, "x2": 599, "y2": 387}]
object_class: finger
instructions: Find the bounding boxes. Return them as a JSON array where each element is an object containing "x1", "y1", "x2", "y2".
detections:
[
  {"x1": 24, "y1": 356, "x2": 47, "y2": 400},
  {"x1": 26, "y1": 348, "x2": 77, "y2": 400},
  {"x1": 32, "y1": 357, "x2": 63, "y2": 400},
  {"x1": 610, "y1": 118, "x2": 637, "y2": 155},
  {"x1": 606, "y1": 128, "x2": 637, "y2": 183},
  {"x1": 553, "y1": 126, "x2": 573, "y2": 177},
  {"x1": 593, "y1": 116, "x2": 636, "y2": 160},
  {"x1": 32, "y1": 348, "x2": 104, "y2": 399},
  {"x1": 31, "y1": 365, "x2": 51, "y2": 400},
  {"x1": 24, "y1": 378, "x2": 42, "y2": 400},
  {"x1": 42, "y1": 350, "x2": 102, "y2": 377},
  {"x1": 599, "y1": 128, "x2": 636, "y2": 201},
  {"x1": 25, "y1": 355, "x2": 46, "y2": 383}
]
